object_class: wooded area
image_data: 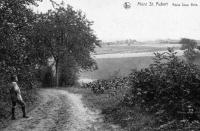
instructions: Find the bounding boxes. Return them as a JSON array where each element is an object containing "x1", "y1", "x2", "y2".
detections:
[{"x1": 0, "y1": 0, "x2": 99, "y2": 125}]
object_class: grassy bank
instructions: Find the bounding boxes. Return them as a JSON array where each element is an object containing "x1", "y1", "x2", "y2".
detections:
[{"x1": 67, "y1": 87, "x2": 156, "y2": 131}]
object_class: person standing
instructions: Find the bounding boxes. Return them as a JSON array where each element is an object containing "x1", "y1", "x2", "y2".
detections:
[{"x1": 9, "y1": 75, "x2": 29, "y2": 120}]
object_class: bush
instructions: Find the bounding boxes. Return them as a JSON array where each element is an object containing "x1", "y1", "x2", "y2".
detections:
[
  {"x1": 124, "y1": 48, "x2": 200, "y2": 124},
  {"x1": 82, "y1": 77, "x2": 129, "y2": 94}
]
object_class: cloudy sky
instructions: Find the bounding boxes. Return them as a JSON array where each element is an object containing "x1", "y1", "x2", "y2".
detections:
[{"x1": 32, "y1": 0, "x2": 200, "y2": 42}]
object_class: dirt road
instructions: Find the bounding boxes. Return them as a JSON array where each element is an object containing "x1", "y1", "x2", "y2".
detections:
[{"x1": 3, "y1": 89, "x2": 123, "y2": 131}]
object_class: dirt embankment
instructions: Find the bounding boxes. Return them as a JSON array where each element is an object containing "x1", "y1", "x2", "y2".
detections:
[{"x1": 3, "y1": 89, "x2": 124, "y2": 131}]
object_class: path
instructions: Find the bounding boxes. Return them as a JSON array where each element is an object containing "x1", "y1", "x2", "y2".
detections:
[{"x1": 3, "y1": 89, "x2": 123, "y2": 131}]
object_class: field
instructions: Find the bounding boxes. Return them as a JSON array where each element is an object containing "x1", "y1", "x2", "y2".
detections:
[
  {"x1": 80, "y1": 43, "x2": 181, "y2": 81},
  {"x1": 80, "y1": 56, "x2": 154, "y2": 80},
  {"x1": 94, "y1": 43, "x2": 180, "y2": 55}
]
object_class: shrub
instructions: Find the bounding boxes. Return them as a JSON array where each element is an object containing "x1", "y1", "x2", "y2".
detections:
[
  {"x1": 82, "y1": 77, "x2": 129, "y2": 94},
  {"x1": 124, "y1": 48, "x2": 200, "y2": 123}
]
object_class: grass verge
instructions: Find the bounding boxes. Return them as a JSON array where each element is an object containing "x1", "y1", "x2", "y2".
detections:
[{"x1": 67, "y1": 87, "x2": 156, "y2": 131}]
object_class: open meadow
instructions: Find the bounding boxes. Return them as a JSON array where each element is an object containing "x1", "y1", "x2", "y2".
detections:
[
  {"x1": 80, "y1": 56, "x2": 154, "y2": 80},
  {"x1": 94, "y1": 42, "x2": 180, "y2": 55},
  {"x1": 79, "y1": 42, "x2": 182, "y2": 82}
]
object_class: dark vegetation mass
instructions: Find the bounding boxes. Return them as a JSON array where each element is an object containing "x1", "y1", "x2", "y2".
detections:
[
  {"x1": 82, "y1": 77, "x2": 129, "y2": 94},
  {"x1": 0, "y1": 0, "x2": 99, "y2": 128},
  {"x1": 83, "y1": 48, "x2": 200, "y2": 130}
]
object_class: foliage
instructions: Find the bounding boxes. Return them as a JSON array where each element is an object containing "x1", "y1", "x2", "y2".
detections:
[
  {"x1": 33, "y1": 2, "x2": 100, "y2": 86},
  {"x1": 58, "y1": 54, "x2": 78, "y2": 86},
  {"x1": 0, "y1": 0, "x2": 48, "y2": 89},
  {"x1": 0, "y1": 0, "x2": 46, "y2": 75},
  {"x1": 124, "y1": 48, "x2": 200, "y2": 124},
  {"x1": 39, "y1": 66, "x2": 54, "y2": 87},
  {"x1": 180, "y1": 38, "x2": 197, "y2": 50},
  {"x1": 0, "y1": 0, "x2": 45, "y2": 126},
  {"x1": 180, "y1": 38, "x2": 199, "y2": 61},
  {"x1": 78, "y1": 79, "x2": 154, "y2": 131},
  {"x1": 82, "y1": 77, "x2": 129, "y2": 94},
  {"x1": 153, "y1": 119, "x2": 200, "y2": 131}
]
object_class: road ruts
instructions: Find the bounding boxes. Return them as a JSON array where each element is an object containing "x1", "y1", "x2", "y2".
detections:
[{"x1": 3, "y1": 89, "x2": 124, "y2": 131}]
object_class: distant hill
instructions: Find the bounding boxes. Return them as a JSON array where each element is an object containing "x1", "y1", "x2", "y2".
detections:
[
  {"x1": 101, "y1": 39, "x2": 138, "y2": 46},
  {"x1": 101, "y1": 39, "x2": 181, "y2": 46},
  {"x1": 100, "y1": 39, "x2": 200, "y2": 47},
  {"x1": 142, "y1": 39, "x2": 180, "y2": 44}
]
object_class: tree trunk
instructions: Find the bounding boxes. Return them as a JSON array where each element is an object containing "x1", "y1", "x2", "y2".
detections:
[{"x1": 55, "y1": 60, "x2": 59, "y2": 87}]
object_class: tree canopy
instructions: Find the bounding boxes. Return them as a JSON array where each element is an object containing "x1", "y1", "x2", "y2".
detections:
[
  {"x1": 0, "y1": 0, "x2": 100, "y2": 86},
  {"x1": 33, "y1": 3, "x2": 100, "y2": 86},
  {"x1": 0, "y1": 0, "x2": 45, "y2": 81},
  {"x1": 0, "y1": 0, "x2": 43, "y2": 122},
  {"x1": 180, "y1": 38, "x2": 200, "y2": 62},
  {"x1": 0, "y1": 0, "x2": 100, "y2": 123}
]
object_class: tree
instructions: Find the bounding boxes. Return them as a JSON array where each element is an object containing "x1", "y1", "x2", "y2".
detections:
[
  {"x1": 180, "y1": 38, "x2": 197, "y2": 50},
  {"x1": 180, "y1": 38, "x2": 200, "y2": 62},
  {"x1": 59, "y1": 53, "x2": 78, "y2": 86},
  {"x1": 0, "y1": 0, "x2": 47, "y2": 84},
  {"x1": 33, "y1": 3, "x2": 100, "y2": 87},
  {"x1": 0, "y1": 0, "x2": 48, "y2": 121}
]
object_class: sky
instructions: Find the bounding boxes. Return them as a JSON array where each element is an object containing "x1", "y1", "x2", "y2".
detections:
[{"x1": 32, "y1": 0, "x2": 200, "y2": 42}]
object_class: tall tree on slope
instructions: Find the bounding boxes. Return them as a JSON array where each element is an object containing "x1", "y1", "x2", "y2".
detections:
[{"x1": 33, "y1": 2, "x2": 100, "y2": 86}]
